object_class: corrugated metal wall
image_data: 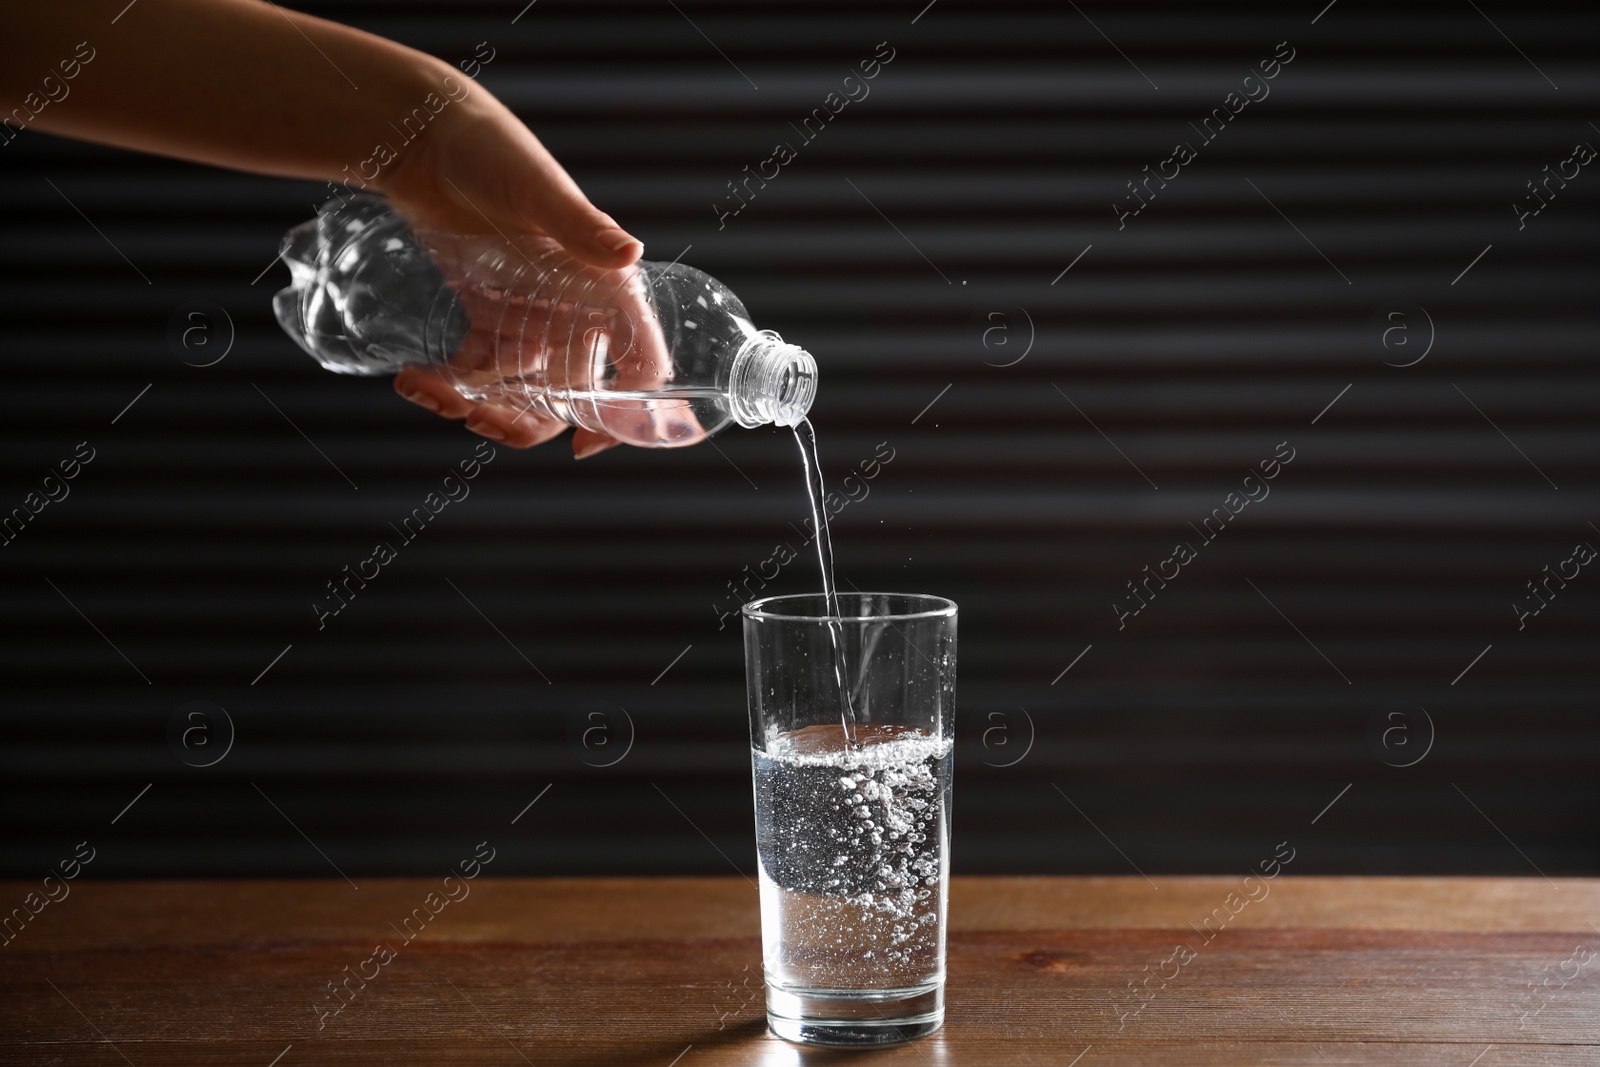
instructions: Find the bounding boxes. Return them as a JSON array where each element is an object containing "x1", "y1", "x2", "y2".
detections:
[{"x1": 1, "y1": 0, "x2": 1596, "y2": 879}]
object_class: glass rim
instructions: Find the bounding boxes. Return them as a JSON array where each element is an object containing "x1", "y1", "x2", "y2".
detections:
[{"x1": 741, "y1": 591, "x2": 957, "y2": 624}]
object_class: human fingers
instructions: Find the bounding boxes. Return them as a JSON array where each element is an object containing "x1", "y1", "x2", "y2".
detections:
[
  {"x1": 598, "y1": 268, "x2": 710, "y2": 446},
  {"x1": 394, "y1": 366, "x2": 476, "y2": 418},
  {"x1": 396, "y1": 365, "x2": 566, "y2": 449},
  {"x1": 571, "y1": 428, "x2": 620, "y2": 460},
  {"x1": 463, "y1": 399, "x2": 570, "y2": 449}
]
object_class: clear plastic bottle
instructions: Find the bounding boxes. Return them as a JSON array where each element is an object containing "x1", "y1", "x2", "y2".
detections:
[{"x1": 273, "y1": 195, "x2": 817, "y2": 447}]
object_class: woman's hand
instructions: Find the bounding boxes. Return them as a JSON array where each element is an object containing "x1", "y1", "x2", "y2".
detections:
[{"x1": 381, "y1": 78, "x2": 642, "y2": 458}]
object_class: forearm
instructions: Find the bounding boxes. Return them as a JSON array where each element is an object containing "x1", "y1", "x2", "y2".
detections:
[{"x1": 1, "y1": 0, "x2": 470, "y2": 189}]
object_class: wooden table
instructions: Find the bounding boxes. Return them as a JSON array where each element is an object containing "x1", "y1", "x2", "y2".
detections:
[{"x1": 3, "y1": 877, "x2": 1596, "y2": 1065}]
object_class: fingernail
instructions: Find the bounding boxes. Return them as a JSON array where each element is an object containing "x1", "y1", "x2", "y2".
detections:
[
  {"x1": 402, "y1": 389, "x2": 442, "y2": 414},
  {"x1": 467, "y1": 419, "x2": 507, "y2": 443},
  {"x1": 574, "y1": 438, "x2": 617, "y2": 460},
  {"x1": 598, "y1": 228, "x2": 640, "y2": 253}
]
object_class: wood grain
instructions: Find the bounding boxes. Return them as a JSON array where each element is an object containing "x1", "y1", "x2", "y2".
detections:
[{"x1": 1, "y1": 877, "x2": 1596, "y2": 1065}]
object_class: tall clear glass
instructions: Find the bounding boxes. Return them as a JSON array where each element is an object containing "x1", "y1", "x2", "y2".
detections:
[{"x1": 742, "y1": 592, "x2": 957, "y2": 1046}]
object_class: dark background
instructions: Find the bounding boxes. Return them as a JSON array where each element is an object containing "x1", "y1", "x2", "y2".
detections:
[{"x1": 1, "y1": 0, "x2": 1595, "y2": 880}]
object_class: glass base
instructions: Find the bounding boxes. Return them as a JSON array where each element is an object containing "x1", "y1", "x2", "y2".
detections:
[{"x1": 766, "y1": 982, "x2": 943, "y2": 1046}]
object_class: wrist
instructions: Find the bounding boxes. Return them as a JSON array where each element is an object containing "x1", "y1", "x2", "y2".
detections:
[{"x1": 365, "y1": 57, "x2": 492, "y2": 197}]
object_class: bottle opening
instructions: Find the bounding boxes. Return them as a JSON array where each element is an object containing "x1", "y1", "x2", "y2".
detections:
[{"x1": 729, "y1": 330, "x2": 818, "y2": 429}]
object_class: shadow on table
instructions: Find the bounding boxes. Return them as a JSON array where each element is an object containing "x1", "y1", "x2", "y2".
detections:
[{"x1": 544, "y1": 1017, "x2": 948, "y2": 1066}]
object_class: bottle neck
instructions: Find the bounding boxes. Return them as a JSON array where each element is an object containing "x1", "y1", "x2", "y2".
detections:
[{"x1": 727, "y1": 330, "x2": 818, "y2": 428}]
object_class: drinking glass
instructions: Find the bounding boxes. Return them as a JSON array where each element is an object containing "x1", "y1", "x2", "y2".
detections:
[{"x1": 742, "y1": 592, "x2": 957, "y2": 1045}]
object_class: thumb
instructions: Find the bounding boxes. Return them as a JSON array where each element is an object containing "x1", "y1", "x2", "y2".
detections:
[
  {"x1": 543, "y1": 205, "x2": 642, "y2": 271},
  {"x1": 514, "y1": 171, "x2": 642, "y2": 270}
]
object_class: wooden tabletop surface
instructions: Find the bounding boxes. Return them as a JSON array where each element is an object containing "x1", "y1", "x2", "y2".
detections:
[{"x1": 2, "y1": 876, "x2": 1596, "y2": 1065}]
